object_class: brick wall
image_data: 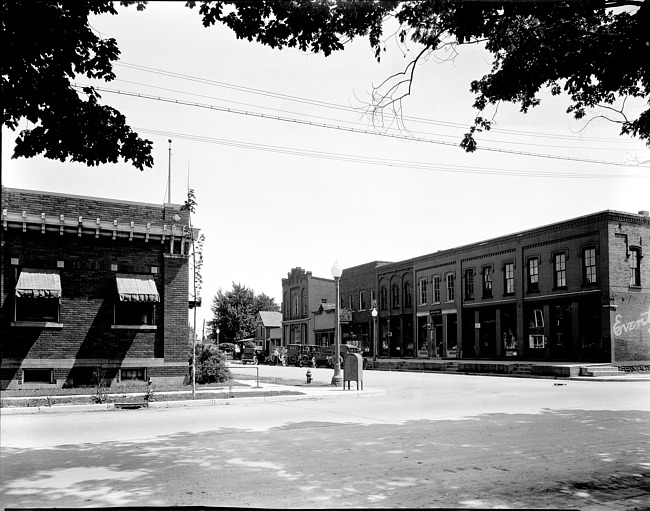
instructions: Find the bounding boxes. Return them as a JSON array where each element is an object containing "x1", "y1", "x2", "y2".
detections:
[{"x1": 1, "y1": 188, "x2": 191, "y2": 388}]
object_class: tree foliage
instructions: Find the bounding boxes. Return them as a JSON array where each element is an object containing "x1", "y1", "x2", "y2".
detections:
[
  {"x1": 209, "y1": 283, "x2": 280, "y2": 343},
  {"x1": 6, "y1": 1, "x2": 646, "y2": 167},
  {"x1": 189, "y1": 0, "x2": 650, "y2": 150},
  {"x1": 1, "y1": 1, "x2": 153, "y2": 169},
  {"x1": 181, "y1": 188, "x2": 205, "y2": 304},
  {"x1": 193, "y1": 343, "x2": 231, "y2": 384}
]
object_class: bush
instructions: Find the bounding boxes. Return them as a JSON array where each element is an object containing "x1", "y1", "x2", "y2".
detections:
[
  {"x1": 194, "y1": 344, "x2": 231, "y2": 384},
  {"x1": 217, "y1": 342, "x2": 235, "y2": 353}
]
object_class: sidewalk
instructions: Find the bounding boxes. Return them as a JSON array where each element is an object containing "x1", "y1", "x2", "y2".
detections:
[
  {"x1": 370, "y1": 358, "x2": 650, "y2": 382},
  {"x1": 0, "y1": 379, "x2": 385, "y2": 415}
]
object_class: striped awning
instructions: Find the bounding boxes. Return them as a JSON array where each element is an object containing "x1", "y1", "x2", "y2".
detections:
[
  {"x1": 116, "y1": 274, "x2": 160, "y2": 302},
  {"x1": 15, "y1": 269, "x2": 62, "y2": 298}
]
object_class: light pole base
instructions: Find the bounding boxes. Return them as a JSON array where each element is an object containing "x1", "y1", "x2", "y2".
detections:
[{"x1": 331, "y1": 368, "x2": 343, "y2": 387}]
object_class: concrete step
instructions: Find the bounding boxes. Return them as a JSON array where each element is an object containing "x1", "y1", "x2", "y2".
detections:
[
  {"x1": 444, "y1": 362, "x2": 459, "y2": 372},
  {"x1": 579, "y1": 365, "x2": 626, "y2": 377}
]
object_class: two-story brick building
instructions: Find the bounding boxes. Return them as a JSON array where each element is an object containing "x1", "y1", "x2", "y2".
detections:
[
  {"x1": 1, "y1": 187, "x2": 196, "y2": 389},
  {"x1": 281, "y1": 267, "x2": 335, "y2": 346},
  {"x1": 337, "y1": 210, "x2": 649, "y2": 368}
]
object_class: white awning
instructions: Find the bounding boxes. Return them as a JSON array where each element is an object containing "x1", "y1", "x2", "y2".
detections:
[
  {"x1": 15, "y1": 269, "x2": 62, "y2": 298},
  {"x1": 116, "y1": 274, "x2": 160, "y2": 302}
]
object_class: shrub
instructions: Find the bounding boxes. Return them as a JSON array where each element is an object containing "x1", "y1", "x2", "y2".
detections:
[
  {"x1": 217, "y1": 342, "x2": 235, "y2": 353},
  {"x1": 194, "y1": 344, "x2": 231, "y2": 384}
]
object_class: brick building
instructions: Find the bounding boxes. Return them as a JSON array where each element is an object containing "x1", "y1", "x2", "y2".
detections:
[
  {"x1": 1, "y1": 188, "x2": 197, "y2": 389},
  {"x1": 338, "y1": 261, "x2": 391, "y2": 357},
  {"x1": 339, "y1": 210, "x2": 649, "y2": 367},
  {"x1": 281, "y1": 267, "x2": 335, "y2": 346}
]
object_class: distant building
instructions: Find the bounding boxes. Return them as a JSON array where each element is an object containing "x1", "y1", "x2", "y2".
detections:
[
  {"x1": 333, "y1": 210, "x2": 650, "y2": 368},
  {"x1": 254, "y1": 310, "x2": 282, "y2": 352},
  {"x1": 1, "y1": 187, "x2": 198, "y2": 389},
  {"x1": 281, "y1": 267, "x2": 335, "y2": 346}
]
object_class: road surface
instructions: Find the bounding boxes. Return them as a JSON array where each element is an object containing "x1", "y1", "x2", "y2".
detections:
[{"x1": 1, "y1": 367, "x2": 649, "y2": 509}]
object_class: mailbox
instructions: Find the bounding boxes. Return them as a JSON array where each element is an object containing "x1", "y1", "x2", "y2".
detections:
[{"x1": 343, "y1": 353, "x2": 363, "y2": 390}]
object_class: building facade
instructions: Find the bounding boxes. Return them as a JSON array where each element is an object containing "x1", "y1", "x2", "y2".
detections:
[
  {"x1": 281, "y1": 267, "x2": 335, "y2": 346},
  {"x1": 254, "y1": 311, "x2": 282, "y2": 352},
  {"x1": 339, "y1": 261, "x2": 391, "y2": 358},
  {"x1": 341, "y1": 210, "x2": 650, "y2": 367},
  {"x1": 1, "y1": 188, "x2": 196, "y2": 389}
]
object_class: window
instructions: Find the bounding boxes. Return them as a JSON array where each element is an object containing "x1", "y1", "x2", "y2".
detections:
[
  {"x1": 115, "y1": 302, "x2": 155, "y2": 325},
  {"x1": 302, "y1": 291, "x2": 307, "y2": 315},
  {"x1": 359, "y1": 290, "x2": 367, "y2": 310},
  {"x1": 630, "y1": 248, "x2": 641, "y2": 286},
  {"x1": 527, "y1": 258, "x2": 539, "y2": 292},
  {"x1": 349, "y1": 293, "x2": 355, "y2": 311},
  {"x1": 114, "y1": 274, "x2": 159, "y2": 327},
  {"x1": 482, "y1": 267, "x2": 493, "y2": 298},
  {"x1": 433, "y1": 276, "x2": 441, "y2": 303},
  {"x1": 121, "y1": 368, "x2": 145, "y2": 381},
  {"x1": 292, "y1": 294, "x2": 298, "y2": 317},
  {"x1": 554, "y1": 253, "x2": 567, "y2": 288},
  {"x1": 583, "y1": 248, "x2": 597, "y2": 285},
  {"x1": 14, "y1": 269, "x2": 61, "y2": 324},
  {"x1": 446, "y1": 274, "x2": 455, "y2": 302},
  {"x1": 23, "y1": 369, "x2": 53, "y2": 384},
  {"x1": 504, "y1": 262, "x2": 514, "y2": 295},
  {"x1": 404, "y1": 282, "x2": 412, "y2": 308},
  {"x1": 371, "y1": 289, "x2": 376, "y2": 308},
  {"x1": 418, "y1": 277, "x2": 427, "y2": 305},
  {"x1": 391, "y1": 283, "x2": 400, "y2": 308},
  {"x1": 464, "y1": 269, "x2": 474, "y2": 300},
  {"x1": 380, "y1": 286, "x2": 388, "y2": 310}
]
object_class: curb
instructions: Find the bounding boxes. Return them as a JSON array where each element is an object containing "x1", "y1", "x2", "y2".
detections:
[{"x1": 0, "y1": 387, "x2": 385, "y2": 415}]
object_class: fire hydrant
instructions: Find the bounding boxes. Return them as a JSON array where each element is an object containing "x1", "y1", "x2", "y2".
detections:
[{"x1": 306, "y1": 369, "x2": 312, "y2": 384}]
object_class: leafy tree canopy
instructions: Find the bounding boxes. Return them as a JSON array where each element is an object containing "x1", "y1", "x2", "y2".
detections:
[
  {"x1": 2, "y1": 1, "x2": 153, "y2": 169},
  {"x1": 189, "y1": 0, "x2": 650, "y2": 150},
  {"x1": 5, "y1": 1, "x2": 646, "y2": 168},
  {"x1": 209, "y1": 283, "x2": 280, "y2": 343}
]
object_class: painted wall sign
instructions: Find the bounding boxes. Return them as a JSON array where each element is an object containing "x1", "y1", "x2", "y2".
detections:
[
  {"x1": 612, "y1": 305, "x2": 650, "y2": 337},
  {"x1": 612, "y1": 297, "x2": 650, "y2": 368}
]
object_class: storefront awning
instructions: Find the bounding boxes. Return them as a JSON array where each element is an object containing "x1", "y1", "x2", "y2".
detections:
[
  {"x1": 15, "y1": 269, "x2": 62, "y2": 298},
  {"x1": 116, "y1": 274, "x2": 160, "y2": 302}
]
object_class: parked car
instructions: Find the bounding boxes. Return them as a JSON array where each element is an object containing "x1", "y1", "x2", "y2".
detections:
[
  {"x1": 285, "y1": 344, "x2": 303, "y2": 366},
  {"x1": 313, "y1": 346, "x2": 331, "y2": 368},
  {"x1": 328, "y1": 344, "x2": 367, "y2": 369}
]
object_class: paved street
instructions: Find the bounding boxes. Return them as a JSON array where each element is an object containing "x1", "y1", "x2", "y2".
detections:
[{"x1": 1, "y1": 368, "x2": 649, "y2": 509}]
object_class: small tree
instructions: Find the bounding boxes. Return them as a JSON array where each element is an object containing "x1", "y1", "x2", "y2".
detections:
[
  {"x1": 194, "y1": 344, "x2": 231, "y2": 384},
  {"x1": 181, "y1": 188, "x2": 205, "y2": 396}
]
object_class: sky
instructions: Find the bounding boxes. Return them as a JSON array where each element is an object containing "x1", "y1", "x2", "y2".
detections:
[{"x1": 2, "y1": 2, "x2": 649, "y2": 332}]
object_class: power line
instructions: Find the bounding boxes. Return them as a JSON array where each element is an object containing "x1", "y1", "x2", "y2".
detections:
[
  {"x1": 109, "y1": 77, "x2": 640, "y2": 152},
  {"x1": 75, "y1": 84, "x2": 646, "y2": 169},
  {"x1": 115, "y1": 61, "x2": 644, "y2": 145},
  {"x1": 135, "y1": 127, "x2": 646, "y2": 179}
]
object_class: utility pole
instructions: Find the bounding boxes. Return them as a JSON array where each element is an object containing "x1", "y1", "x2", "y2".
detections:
[{"x1": 167, "y1": 139, "x2": 172, "y2": 203}]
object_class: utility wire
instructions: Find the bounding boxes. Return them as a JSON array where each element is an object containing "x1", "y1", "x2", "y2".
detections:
[
  {"x1": 136, "y1": 127, "x2": 646, "y2": 179},
  {"x1": 74, "y1": 84, "x2": 645, "y2": 169},
  {"x1": 115, "y1": 61, "x2": 644, "y2": 145},
  {"x1": 109, "y1": 77, "x2": 640, "y2": 152}
]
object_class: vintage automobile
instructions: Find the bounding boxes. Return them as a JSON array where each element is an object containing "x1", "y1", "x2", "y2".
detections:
[
  {"x1": 297, "y1": 345, "x2": 320, "y2": 368},
  {"x1": 284, "y1": 344, "x2": 303, "y2": 366},
  {"x1": 327, "y1": 344, "x2": 368, "y2": 369},
  {"x1": 313, "y1": 346, "x2": 331, "y2": 368},
  {"x1": 241, "y1": 346, "x2": 259, "y2": 365}
]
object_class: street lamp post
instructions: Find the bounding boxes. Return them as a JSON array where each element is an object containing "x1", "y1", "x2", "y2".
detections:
[
  {"x1": 216, "y1": 328, "x2": 220, "y2": 347},
  {"x1": 371, "y1": 307, "x2": 378, "y2": 367},
  {"x1": 331, "y1": 261, "x2": 343, "y2": 387}
]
